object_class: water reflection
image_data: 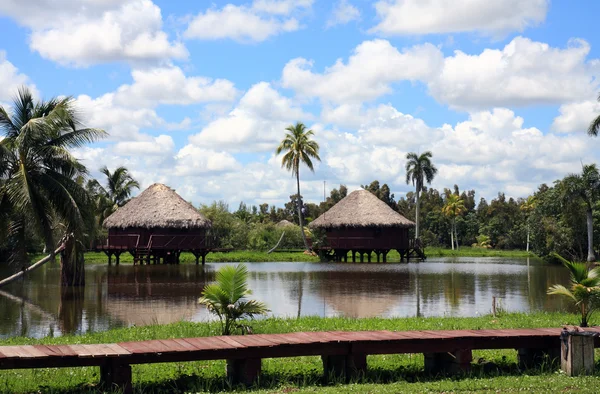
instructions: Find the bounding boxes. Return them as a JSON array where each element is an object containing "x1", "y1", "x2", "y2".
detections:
[{"x1": 0, "y1": 257, "x2": 571, "y2": 338}]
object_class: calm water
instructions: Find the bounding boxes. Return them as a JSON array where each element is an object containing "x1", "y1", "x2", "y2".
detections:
[{"x1": 0, "y1": 257, "x2": 571, "y2": 338}]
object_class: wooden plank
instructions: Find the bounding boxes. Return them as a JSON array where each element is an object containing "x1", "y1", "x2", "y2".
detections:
[
  {"x1": 183, "y1": 337, "x2": 236, "y2": 350},
  {"x1": 0, "y1": 346, "x2": 36, "y2": 359},
  {"x1": 216, "y1": 336, "x2": 246, "y2": 348},
  {"x1": 105, "y1": 343, "x2": 131, "y2": 356},
  {"x1": 69, "y1": 344, "x2": 94, "y2": 357},
  {"x1": 228, "y1": 336, "x2": 273, "y2": 348},
  {"x1": 171, "y1": 338, "x2": 198, "y2": 351},
  {"x1": 119, "y1": 341, "x2": 154, "y2": 355},
  {"x1": 158, "y1": 339, "x2": 191, "y2": 352},
  {"x1": 32, "y1": 345, "x2": 62, "y2": 357}
]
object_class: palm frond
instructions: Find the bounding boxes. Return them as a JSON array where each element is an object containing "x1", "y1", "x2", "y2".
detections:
[{"x1": 547, "y1": 284, "x2": 577, "y2": 301}]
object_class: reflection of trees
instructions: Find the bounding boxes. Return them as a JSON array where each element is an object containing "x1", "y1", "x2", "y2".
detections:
[{"x1": 58, "y1": 287, "x2": 84, "y2": 333}]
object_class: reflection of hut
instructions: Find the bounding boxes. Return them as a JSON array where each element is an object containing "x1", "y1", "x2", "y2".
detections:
[
  {"x1": 99, "y1": 184, "x2": 213, "y2": 265},
  {"x1": 276, "y1": 220, "x2": 295, "y2": 228},
  {"x1": 309, "y1": 189, "x2": 419, "y2": 262}
]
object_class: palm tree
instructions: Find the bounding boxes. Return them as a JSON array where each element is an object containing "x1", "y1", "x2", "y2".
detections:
[
  {"x1": 198, "y1": 264, "x2": 269, "y2": 335},
  {"x1": 0, "y1": 86, "x2": 105, "y2": 286},
  {"x1": 405, "y1": 151, "x2": 437, "y2": 239},
  {"x1": 520, "y1": 195, "x2": 536, "y2": 253},
  {"x1": 588, "y1": 93, "x2": 600, "y2": 136},
  {"x1": 561, "y1": 164, "x2": 600, "y2": 262},
  {"x1": 100, "y1": 166, "x2": 139, "y2": 207},
  {"x1": 442, "y1": 192, "x2": 466, "y2": 250},
  {"x1": 276, "y1": 122, "x2": 320, "y2": 250},
  {"x1": 548, "y1": 254, "x2": 600, "y2": 327}
]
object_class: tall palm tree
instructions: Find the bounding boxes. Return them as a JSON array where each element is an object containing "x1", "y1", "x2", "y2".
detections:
[
  {"x1": 100, "y1": 166, "x2": 139, "y2": 207},
  {"x1": 520, "y1": 195, "x2": 536, "y2": 253},
  {"x1": 561, "y1": 164, "x2": 600, "y2": 262},
  {"x1": 442, "y1": 192, "x2": 466, "y2": 250},
  {"x1": 198, "y1": 264, "x2": 269, "y2": 335},
  {"x1": 405, "y1": 151, "x2": 437, "y2": 239},
  {"x1": 588, "y1": 93, "x2": 600, "y2": 136},
  {"x1": 0, "y1": 86, "x2": 105, "y2": 285},
  {"x1": 276, "y1": 122, "x2": 320, "y2": 250}
]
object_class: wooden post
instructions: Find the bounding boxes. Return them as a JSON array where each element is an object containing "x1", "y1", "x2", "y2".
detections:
[
  {"x1": 424, "y1": 350, "x2": 472, "y2": 375},
  {"x1": 100, "y1": 360, "x2": 132, "y2": 394},
  {"x1": 226, "y1": 358, "x2": 261, "y2": 385},
  {"x1": 561, "y1": 330, "x2": 595, "y2": 376},
  {"x1": 322, "y1": 353, "x2": 367, "y2": 382},
  {"x1": 383, "y1": 250, "x2": 388, "y2": 263}
]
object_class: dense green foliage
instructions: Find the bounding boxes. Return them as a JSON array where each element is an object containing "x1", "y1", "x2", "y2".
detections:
[
  {"x1": 0, "y1": 87, "x2": 105, "y2": 284},
  {"x1": 0, "y1": 312, "x2": 596, "y2": 393}
]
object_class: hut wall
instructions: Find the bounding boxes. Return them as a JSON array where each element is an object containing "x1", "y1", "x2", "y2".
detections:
[
  {"x1": 324, "y1": 227, "x2": 409, "y2": 250},
  {"x1": 107, "y1": 228, "x2": 209, "y2": 250}
]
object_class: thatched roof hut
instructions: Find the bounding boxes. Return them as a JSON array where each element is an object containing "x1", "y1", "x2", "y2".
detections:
[
  {"x1": 309, "y1": 189, "x2": 414, "y2": 229},
  {"x1": 275, "y1": 219, "x2": 295, "y2": 228},
  {"x1": 103, "y1": 183, "x2": 211, "y2": 230}
]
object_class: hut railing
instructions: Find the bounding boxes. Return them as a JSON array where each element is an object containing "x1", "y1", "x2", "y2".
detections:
[
  {"x1": 325, "y1": 236, "x2": 410, "y2": 250},
  {"x1": 102, "y1": 235, "x2": 140, "y2": 250},
  {"x1": 146, "y1": 235, "x2": 210, "y2": 250}
]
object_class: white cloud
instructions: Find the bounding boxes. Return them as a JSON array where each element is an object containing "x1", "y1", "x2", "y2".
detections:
[
  {"x1": 114, "y1": 66, "x2": 238, "y2": 107},
  {"x1": 428, "y1": 37, "x2": 599, "y2": 109},
  {"x1": 552, "y1": 100, "x2": 600, "y2": 133},
  {"x1": 326, "y1": 0, "x2": 360, "y2": 28},
  {"x1": 113, "y1": 135, "x2": 175, "y2": 157},
  {"x1": 282, "y1": 39, "x2": 443, "y2": 103},
  {"x1": 320, "y1": 105, "x2": 600, "y2": 200},
  {"x1": 282, "y1": 37, "x2": 599, "y2": 109},
  {"x1": 1, "y1": 0, "x2": 186, "y2": 67},
  {"x1": 370, "y1": 0, "x2": 548, "y2": 36},
  {"x1": 174, "y1": 145, "x2": 241, "y2": 176},
  {"x1": 0, "y1": 51, "x2": 38, "y2": 102},
  {"x1": 184, "y1": 3, "x2": 303, "y2": 43},
  {"x1": 189, "y1": 82, "x2": 311, "y2": 152}
]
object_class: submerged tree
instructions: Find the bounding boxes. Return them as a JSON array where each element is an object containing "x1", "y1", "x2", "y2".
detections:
[
  {"x1": 198, "y1": 264, "x2": 269, "y2": 335},
  {"x1": 405, "y1": 151, "x2": 437, "y2": 240},
  {"x1": 276, "y1": 122, "x2": 320, "y2": 251},
  {"x1": 0, "y1": 86, "x2": 105, "y2": 286},
  {"x1": 548, "y1": 254, "x2": 600, "y2": 327},
  {"x1": 560, "y1": 164, "x2": 600, "y2": 262}
]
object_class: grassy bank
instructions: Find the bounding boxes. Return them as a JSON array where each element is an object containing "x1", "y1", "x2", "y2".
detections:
[
  {"x1": 50, "y1": 247, "x2": 533, "y2": 266},
  {"x1": 0, "y1": 312, "x2": 594, "y2": 393}
]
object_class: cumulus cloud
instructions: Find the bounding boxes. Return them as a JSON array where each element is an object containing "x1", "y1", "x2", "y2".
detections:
[
  {"x1": 552, "y1": 100, "x2": 600, "y2": 133},
  {"x1": 370, "y1": 0, "x2": 548, "y2": 37},
  {"x1": 282, "y1": 37, "x2": 599, "y2": 110},
  {"x1": 0, "y1": 0, "x2": 186, "y2": 66},
  {"x1": 282, "y1": 39, "x2": 443, "y2": 103},
  {"x1": 184, "y1": 0, "x2": 312, "y2": 42},
  {"x1": 326, "y1": 0, "x2": 360, "y2": 28},
  {"x1": 320, "y1": 105, "x2": 600, "y2": 200},
  {"x1": 189, "y1": 82, "x2": 311, "y2": 152},
  {"x1": 113, "y1": 66, "x2": 238, "y2": 107},
  {"x1": 113, "y1": 135, "x2": 175, "y2": 157},
  {"x1": 428, "y1": 37, "x2": 599, "y2": 109},
  {"x1": 174, "y1": 145, "x2": 241, "y2": 176},
  {"x1": 0, "y1": 51, "x2": 38, "y2": 102}
]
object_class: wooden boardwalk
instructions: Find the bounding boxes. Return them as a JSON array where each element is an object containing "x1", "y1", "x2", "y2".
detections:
[{"x1": 0, "y1": 327, "x2": 598, "y2": 393}]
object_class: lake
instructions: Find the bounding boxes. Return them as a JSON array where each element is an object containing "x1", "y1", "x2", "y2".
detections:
[{"x1": 0, "y1": 257, "x2": 570, "y2": 338}]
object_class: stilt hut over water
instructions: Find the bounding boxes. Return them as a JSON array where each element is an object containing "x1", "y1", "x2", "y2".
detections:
[
  {"x1": 100, "y1": 183, "x2": 212, "y2": 265},
  {"x1": 309, "y1": 189, "x2": 422, "y2": 262}
]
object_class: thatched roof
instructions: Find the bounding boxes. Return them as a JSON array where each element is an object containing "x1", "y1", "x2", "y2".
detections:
[
  {"x1": 275, "y1": 219, "x2": 295, "y2": 228},
  {"x1": 309, "y1": 189, "x2": 414, "y2": 229},
  {"x1": 103, "y1": 183, "x2": 211, "y2": 229}
]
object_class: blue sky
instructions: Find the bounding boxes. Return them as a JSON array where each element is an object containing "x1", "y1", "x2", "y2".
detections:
[{"x1": 1, "y1": 0, "x2": 600, "y2": 208}]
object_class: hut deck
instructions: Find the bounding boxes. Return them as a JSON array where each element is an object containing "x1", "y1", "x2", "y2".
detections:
[{"x1": 1, "y1": 327, "x2": 598, "y2": 393}]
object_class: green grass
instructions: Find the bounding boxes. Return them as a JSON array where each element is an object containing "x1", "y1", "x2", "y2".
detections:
[
  {"x1": 424, "y1": 247, "x2": 535, "y2": 258},
  {"x1": 0, "y1": 312, "x2": 594, "y2": 393}
]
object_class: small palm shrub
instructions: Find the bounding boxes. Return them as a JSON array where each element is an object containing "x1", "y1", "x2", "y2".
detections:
[
  {"x1": 547, "y1": 254, "x2": 600, "y2": 327},
  {"x1": 199, "y1": 264, "x2": 269, "y2": 335}
]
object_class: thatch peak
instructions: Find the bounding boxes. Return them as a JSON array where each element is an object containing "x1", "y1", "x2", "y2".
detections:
[
  {"x1": 275, "y1": 219, "x2": 295, "y2": 228},
  {"x1": 309, "y1": 189, "x2": 414, "y2": 229},
  {"x1": 103, "y1": 183, "x2": 211, "y2": 229}
]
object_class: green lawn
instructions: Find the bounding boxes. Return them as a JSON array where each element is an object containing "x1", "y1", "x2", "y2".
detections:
[{"x1": 0, "y1": 312, "x2": 595, "y2": 393}]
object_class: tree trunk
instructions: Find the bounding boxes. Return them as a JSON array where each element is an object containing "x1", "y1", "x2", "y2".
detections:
[
  {"x1": 526, "y1": 223, "x2": 530, "y2": 253},
  {"x1": 450, "y1": 221, "x2": 455, "y2": 251},
  {"x1": 297, "y1": 171, "x2": 309, "y2": 251},
  {"x1": 454, "y1": 218, "x2": 459, "y2": 250},
  {"x1": 415, "y1": 188, "x2": 420, "y2": 239},
  {"x1": 586, "y1": 207, "x2": 595, "y2": 262},
  {"x1": 60, "y1": 235, "x2": 85, "y2": 287}
]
